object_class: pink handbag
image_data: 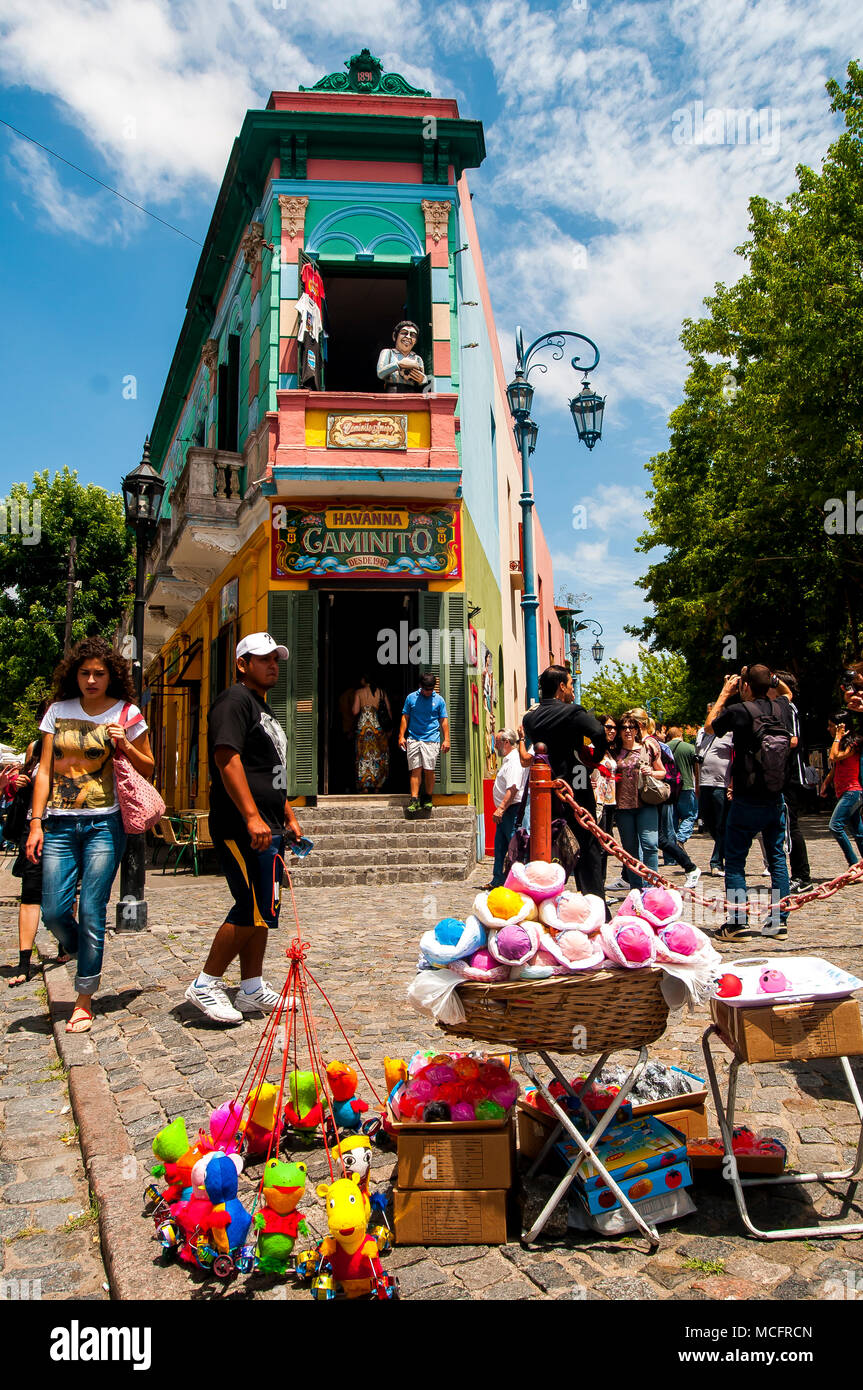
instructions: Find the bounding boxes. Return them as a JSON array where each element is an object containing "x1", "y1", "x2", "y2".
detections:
[{"x1": 113, "y1": 703, "x2": 166, "y2": 833}]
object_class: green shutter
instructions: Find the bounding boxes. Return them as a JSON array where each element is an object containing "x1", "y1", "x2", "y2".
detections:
[
  {"x1": 268, "y1": 590, "x2": 318, "y2": 797},
  {"x1": 416, "y1": 590, "x2": 468, "y2": 793},
  {"x1": 442, "y1": 592, "x2": 469, "y2": 793}
]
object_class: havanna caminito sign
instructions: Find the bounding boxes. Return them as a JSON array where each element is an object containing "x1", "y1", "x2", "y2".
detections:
[{"x1": 271, "y1": 503, "x2": 462, "y2": 580}]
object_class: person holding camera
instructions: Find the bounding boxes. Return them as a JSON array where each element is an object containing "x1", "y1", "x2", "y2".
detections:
[
  {"x1": 706, "y1": 665, "x2": 793, "y2": 941},
  {"x1": 825, "y1": 713, "x2": 863, "y2": 866}
]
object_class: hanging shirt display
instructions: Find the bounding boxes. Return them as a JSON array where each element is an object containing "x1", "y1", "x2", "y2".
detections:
[
  {"x1": 301, "y1": 262, "x2": 325, "y2": 306},
  {"x1": 295, "y1": 292, "x2": 324, "y2": 390}
]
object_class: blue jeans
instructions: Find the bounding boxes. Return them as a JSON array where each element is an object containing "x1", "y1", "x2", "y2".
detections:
[
  {"x1": 723, "y1": 798, "x2": 789, "y2": 927},
  {"x1": 828, "y1": 791, "x2": 863, "y2": 866},
  {"x1": 491, "y1": 805, "x2": 519, "y2": 887},
  {"x1": 615, "y1": 805, "x2": 659, "y2": 890},
  {"x1": 658, "y1": 803, "x2": 695, "y2": 873},
  {"x1": 699, "y1": 786, "x2": 728, "y2": 868},
  {"x1": 674, "y1": 789, "x2": 698, "y2": 843},
  {"x1": 41, "y1": 813, "x2": 126, "y2": 994}
]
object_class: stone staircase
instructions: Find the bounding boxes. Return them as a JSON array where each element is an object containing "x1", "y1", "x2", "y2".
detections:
[{"x1": 284, "y1": 796, "x2": 478, "y2": 888}]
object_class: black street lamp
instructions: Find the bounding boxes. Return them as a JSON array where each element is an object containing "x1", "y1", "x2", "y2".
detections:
[
  {"x1": 116, "y1": 437, "x2": 165, "y2": 932},
  {"x1": 506, "y1": 327, "x2": 605, "y2": 704}
]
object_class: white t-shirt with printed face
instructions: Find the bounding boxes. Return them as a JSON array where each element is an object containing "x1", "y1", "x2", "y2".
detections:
[{"x1": 40, "y1": 699, "x2": 147, "y2": 817}]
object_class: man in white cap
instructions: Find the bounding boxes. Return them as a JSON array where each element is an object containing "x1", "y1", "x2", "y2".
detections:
[{"x1": 185, "y1": 632, "x2": 303, "y2": 1024}]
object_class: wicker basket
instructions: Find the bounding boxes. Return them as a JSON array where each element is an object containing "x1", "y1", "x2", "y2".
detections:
[{"x1": 437, "y1": 967, "x2": 670, "y2": 1053}]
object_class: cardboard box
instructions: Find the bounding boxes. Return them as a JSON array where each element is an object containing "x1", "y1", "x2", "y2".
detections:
[
  {"x1": 397, "y1": 1125, "x2": 513, "y2": 1190},
  {"x1": 573, "y1": 1160, "x2": 693, "y2": 1214},
  {"x1": 393, "y1": 1187, "x2": 508, "y2": 1245},
  {"x1": 517, "y1": 1100, "x2": 556, "y2": 1161},
  {"x1": 656, "y1": 1103, "x2": 708, "y2": 1139},
  {"x1": 555, "y1": 1113, "x2": 689, "y2": 1191},
  {"x1": 711, "y1": 997, "x2": 863, "y2": 1063}
]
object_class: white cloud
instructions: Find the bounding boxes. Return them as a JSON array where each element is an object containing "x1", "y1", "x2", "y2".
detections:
[
  {"x1": 611, "y1": 638, "x2": 642, "y2": 664},
  {"x1": 574, "y1": 484, "x2": 648, "y2": 533}
]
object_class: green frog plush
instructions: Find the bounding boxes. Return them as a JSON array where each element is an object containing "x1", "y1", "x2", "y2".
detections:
[{"x1": 254, "y1": 1158, "x2": 309, "y2": 1275}]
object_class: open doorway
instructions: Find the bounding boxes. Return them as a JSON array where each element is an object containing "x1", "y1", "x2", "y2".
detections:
[
  {"x1": 318, "y1": 587, "x2": 420, "y2": 794},
  {"x1": 312, "y1": 258, "x2": 432, "y2": 393}
]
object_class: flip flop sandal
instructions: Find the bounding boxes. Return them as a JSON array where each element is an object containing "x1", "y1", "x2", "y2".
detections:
[{"x1": 66, "y1": 1006, "x2": 93, "y2": 1034}]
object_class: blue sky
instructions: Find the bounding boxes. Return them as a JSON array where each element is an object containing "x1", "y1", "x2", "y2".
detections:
[{"x1": 1, "y1": 0, "x2": 861, "y2": 671}]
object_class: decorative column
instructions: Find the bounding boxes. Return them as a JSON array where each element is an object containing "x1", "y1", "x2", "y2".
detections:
[
  {"x1": 201, "y1": 338, "x2": 219, "y2": 447},
  {"x1": 278, "y1": 196, "x2": 309, "y2": 388},
  {"x1": 422, "y1": 199, "x2": 453, "y2": 391}
]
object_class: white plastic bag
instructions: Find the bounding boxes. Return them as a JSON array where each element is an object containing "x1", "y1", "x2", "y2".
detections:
[{"x1": 406, "y1": 969, "x2": 466, "y2": 1025}]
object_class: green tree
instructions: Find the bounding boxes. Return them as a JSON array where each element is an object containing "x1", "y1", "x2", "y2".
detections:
[
  {"x1": 0, "y1": 469, "x2": 134, "y2": 743},
  {"x1": 634, "y1": 62, "x2": 863, "y2": 723},
  {"x1": 581, "y1": 648, "x2": 695, "y2": 723}
]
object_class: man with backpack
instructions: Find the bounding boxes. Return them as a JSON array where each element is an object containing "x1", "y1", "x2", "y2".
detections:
[{"x1": 706, "y1": 664, "x2": 793, "y2": 942}]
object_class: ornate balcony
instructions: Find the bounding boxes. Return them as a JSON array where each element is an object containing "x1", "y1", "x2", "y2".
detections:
[{"x1": 263, "y1": 390, "x2": 461, "y2": 500}]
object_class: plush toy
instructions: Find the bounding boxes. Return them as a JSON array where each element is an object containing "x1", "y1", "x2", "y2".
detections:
[
  {"x1": 304, "y1": 1173, "x2": 396, "y2": 1299},
  {"x1": 199, "y1": 1152, "x2": 252, "y2": 1257},
  {"x1": 200, "y1": 1100, "x2": 245, "y2": 1155},
  {"x1": 487, "y1": 920, "x2": 540, "y2": 967},
  {"x1": 384, "y1": 1057, "x2": 407, "y2": 1093},
  {"x1": 172, "y1": 1151, "x2": 225, "y2": 1264},
  {"x1": 526, "y1": 925, "x2": 605, "y2": 975},
  {"x1": 637, "y1": 885, "x2": 684, "y2": 926},
  {"x1": 254, "y1": 1159, "x2": 309, "y2": 1276},
  {"x1": 334, "y1": 1135, "x2": 373, "y2": 1219},
  {"x1": 505, "y1": 859, "x2": 566, "y2": 902},
  {"x1": 472, "y1": 888, "x2": 537, "y2": 929},
  {"x1": 419, "y1": 915, "x2": 486, "y2": 967},
  {"x1": 758, "y1": 968, "x2": 791, "y2": 994},
  {"x1": 244, "y1": 1082, "x2": 280, "y2": 1159},
  {"x1": 653, "y1": 921, "x2": 716, "y2": 966},
  {"x1": 284, "y1": 1070, "x2": 328, "y2": 1143},
  {"x1": 599, "y1": 917, "x2": 657, "y2": 968},
  {"x1": 539, "y1": 891, "x2": 605, "y2": 936},
  {"x1": 326, "y1": 1061, "x2": 369, "y2": 1133},
  {"x1": 150, "y1": 1116, "x2": 207, "y2": 1206}
]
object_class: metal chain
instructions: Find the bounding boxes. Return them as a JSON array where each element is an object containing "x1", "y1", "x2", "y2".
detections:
[{"x1": 550, "y1": 778, "x2": 863, "y2": 917}]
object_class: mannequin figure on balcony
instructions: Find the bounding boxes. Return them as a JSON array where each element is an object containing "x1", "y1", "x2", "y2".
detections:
[{"x1": 377, "y1": 321, "x2": 431, "y2": 394}]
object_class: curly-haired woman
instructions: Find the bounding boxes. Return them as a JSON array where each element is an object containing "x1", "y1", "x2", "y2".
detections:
[{"x1": 25, "y1": 637, "x2": 154, "y2": 1032}]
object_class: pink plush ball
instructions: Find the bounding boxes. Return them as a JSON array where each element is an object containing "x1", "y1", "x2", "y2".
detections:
[
  {"x1": 556, "y1": 893, "x2": 592, "y2": 925},
  {"x1": 558, "y1": 931, "x2": 593, "y2": 962},
  {"x1": 469, "y1": 948, "x2": 498, "y2": 974},
  {"x1": 451, "y1": 1102, "x2": 476, "y2": 1122},
  {"x1": 616, "y1": 925, "x2": 652, "y2": 962},
  {"x1": 495, "y1": 923, "x2": 533, "y2": 962},
  {"x1": 660, "y1": 923, "x2": 699, "y2": 956},
  {"x1": 641, "y1": 887, "x2": 676, "y2": 921}
]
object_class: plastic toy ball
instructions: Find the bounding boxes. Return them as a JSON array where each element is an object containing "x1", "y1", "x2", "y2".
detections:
[
  {"x1": 758, "y1": 968, "x2": 791, "y2": 994},
  {"x1": 716, "y1": 973, "x2": 743, "y2": 998}
]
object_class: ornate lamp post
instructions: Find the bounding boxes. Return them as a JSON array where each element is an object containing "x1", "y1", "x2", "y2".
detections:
[
  {"x1": 506, "y1": 328, "x2": 605, "y2": 705},
  {"x1": 116, "y1": 438, "x2": 165, "y2": 931},
  {"x1": 572, "y1": 617, "x2": 604, "y2": 702}
]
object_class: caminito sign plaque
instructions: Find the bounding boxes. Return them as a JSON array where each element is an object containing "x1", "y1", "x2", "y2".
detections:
[
  {"x1": 271, "y1": 503, "x2": 462, "y2": 579},
  {"x1": 326, "y1": 413, "x2": 407, "y2": 449}
]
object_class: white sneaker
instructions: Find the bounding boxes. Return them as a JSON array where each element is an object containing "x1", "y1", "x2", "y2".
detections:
[
  {"x1": 684, "y1": 867, "x2": 701, "y2": 890},
  {"x1": 607, "y1": 877, "x2": 628, "y2": 891},
  {"x1": 184, "y1": 978, "x2": 242, "y2": 1025},
  {"x1": 235, "y1": 980, "x2": 285, "y2": 1015}
]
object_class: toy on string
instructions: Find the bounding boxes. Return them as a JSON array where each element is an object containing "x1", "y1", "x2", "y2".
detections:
[
  {"x1": 254, "y1": 1159, "x2": 309, "y2": 1276},
  {"x1": 294, "y1": 1173, "x2": 397, "y2": 1300}
]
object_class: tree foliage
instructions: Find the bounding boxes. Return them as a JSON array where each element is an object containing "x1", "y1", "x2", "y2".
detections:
[
  {"x1": 0, "y1": 468, "x2": 134, "y2": 745},
  {"x1": 581, "y1": 648, "x2": 696, "y2": 723},
  {"x1": 634, "y1": 62, "x2": 863, "y2": 724}
]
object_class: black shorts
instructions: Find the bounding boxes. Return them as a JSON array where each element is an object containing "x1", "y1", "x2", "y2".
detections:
[
  {"x1": 214, "y1": 828, "x2": 286, "y2": 929},
  {"x1": 12, "y1": 834, "x2": 43, "y2": 906}
]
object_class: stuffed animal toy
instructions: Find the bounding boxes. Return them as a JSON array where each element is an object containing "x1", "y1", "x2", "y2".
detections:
[
  {"x1": 200, "y1": 1100, "x2": 245, "y2": 1155},
  {"x1": 326, "y1": 1061, "x2": 369, "y2": 1133},
  {"x1": 487, "y1": 920, "x2": 540, "y2": 967},
  {"x1": 284, "y1": 1070, "x2": 328, "y2": 1143},
  {"x1": 384, "y1": 1057, "x2": 407, "y2": 1093},
  {"x1": 472, "y1": 888, "x2": 537, "y2": 929},
  {"x1": 309, "y1": 1173, "x2": 393, "y2": 1299},
  {"x1": 758, "y1": 968, "x2": 791, "y2": 994},
  {"x1": 334, "y1": 1135, "x2": 373, "y2": 1219},
  {"x1": 419, "y1": 915, "x2": 486, "y2": 967},
  {"x1": 173, "y1": 1151, "x2": 225, "y2": 1264},
  {"x1": 254, "y1": 1159, "x2": 309, "y2": 1276},
  {"x1": 244, "y1": 1082, "x2": 280, "y2": 1159},
  {"x1": 150, "y1": 1116, "x2": 207, "y2": 1206},
  {"x1": 599, "y1": 917, "x2": 657, "y2": 968},
  {"x1": 505, "y1": 859, "x2": 566, "y2": 902},
  {"x1": 199, "y1": 1152, "x2": 252, "y2": 1257},
  {"x1": 539, "y1": 891, "x2": 605, "y2": 936}
]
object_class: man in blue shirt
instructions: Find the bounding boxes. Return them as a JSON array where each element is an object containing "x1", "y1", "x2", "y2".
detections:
[{"x1": 399, "y1": 672, "x2": 450, "y2": 815}]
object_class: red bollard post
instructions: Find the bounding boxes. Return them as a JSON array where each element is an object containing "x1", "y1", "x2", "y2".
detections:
[{"x1": 529, "y1": 748, "x2": 552, "y2": 864}]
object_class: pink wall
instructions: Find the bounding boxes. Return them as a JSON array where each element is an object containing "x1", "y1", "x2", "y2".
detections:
[
  {"x1": 306, "y1": 158, "x2": 424, "y2": 182},
  {"x1": 267, "y1": 92, "x2": 459, "y2": 119}
]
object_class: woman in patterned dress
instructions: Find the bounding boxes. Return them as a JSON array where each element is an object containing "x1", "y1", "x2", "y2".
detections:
[{"x1": 352, "y1": 675, "x2": 392, "y2": 792}]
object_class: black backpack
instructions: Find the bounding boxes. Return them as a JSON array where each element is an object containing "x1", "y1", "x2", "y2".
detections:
[{"x1": 741, "y1": 701, "x2": 791, "y2": 795}]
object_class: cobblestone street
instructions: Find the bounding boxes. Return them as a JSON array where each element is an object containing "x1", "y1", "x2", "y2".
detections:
[{"x1": 2, "y1": 813, "x2": 863, "y2": 1303}]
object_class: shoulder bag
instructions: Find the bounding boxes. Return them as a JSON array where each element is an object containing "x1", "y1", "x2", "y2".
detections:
[
  {"x1": 113, "y1": 704, "x2": 166, "y2": 833},
  {"x1": 637, "y1": 738, "x2": 670, "y2": 805}
]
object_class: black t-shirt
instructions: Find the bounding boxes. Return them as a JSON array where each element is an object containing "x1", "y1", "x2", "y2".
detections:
[
  {"x1": 712, "y1": 695, "x2": 792, "y2": 804},
  {"x1": 207, "y1": 684, "x2": 288, "y2": 838},
  {"x1": 522, "y1": 699, "x2": 607, "y2": 808}
]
